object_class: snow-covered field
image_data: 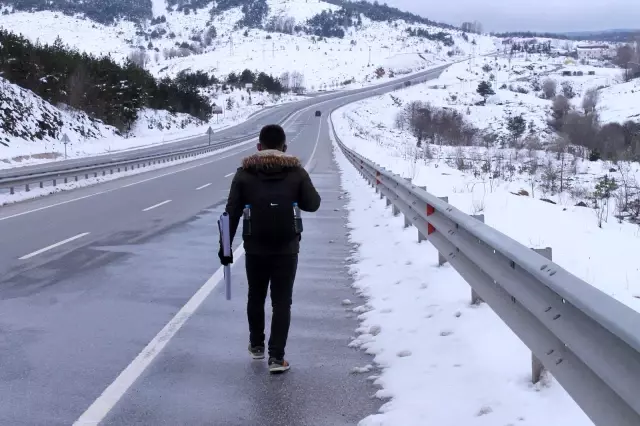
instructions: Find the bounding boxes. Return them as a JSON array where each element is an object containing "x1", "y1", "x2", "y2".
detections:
[
  {"x1": 333, "y1": 137, "x2": 594, "y2": 426},
  {"x1": 331, "y1": 70, "x2": 640, "y2": 424},
  {"x1": 375, "y1": 52, "x2": 637, "y2": 143},
  {"x1": 0, "y1": 0, "x2": 497, "y2": 91}
]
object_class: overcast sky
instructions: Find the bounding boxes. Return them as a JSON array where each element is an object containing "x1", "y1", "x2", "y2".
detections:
[{"x1": 383, "y1": 0, "x2": 640, "y2": 33}]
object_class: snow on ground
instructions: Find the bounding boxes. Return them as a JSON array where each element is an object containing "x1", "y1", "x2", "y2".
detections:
[
  {"x1": 151, "y1": 0, "x2": 168, "y2": 18},
  {"x1": 332, "y1": 100, "x2": 640, "y2": 312},
  {"x1": 599, "y1": 78, "x2": 640, "y2": 123},
  {"x1": 331, "y1": 74, "x2": 640, "y2": 422},
  {"x1": 0, "y1": 76, "x2": 302, "y2": 169},
  {"x1": 378, "y1": 52, "x2": 635, "y2": 143},
  {"x1": 333, "y1": 135, "x2": 595, "y2": 426},
  {"x1": 0, "y1": 0, "x2": 497, "y2": 91}
]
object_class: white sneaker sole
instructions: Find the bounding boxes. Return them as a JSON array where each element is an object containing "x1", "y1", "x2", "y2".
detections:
[{"x1": 269, "y1": 365, "x2": 290, "y2": 373}]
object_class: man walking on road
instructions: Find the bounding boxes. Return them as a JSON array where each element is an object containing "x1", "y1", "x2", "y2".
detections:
[{"x1": 219, "y1": 124, "x2": 321, "y2": 373}]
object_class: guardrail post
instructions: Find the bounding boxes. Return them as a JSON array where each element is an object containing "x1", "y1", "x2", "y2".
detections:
[
  {"x1": 75, "y1": 176, "x2": 78, "y2": 182},
  {"x1": 470, "y1": 214, "x2": 486, "y2": 304},
  {"x1": 64, "y1": 177, "x2": 68, "y2": 184},
  {"x1": 10, "y1": 187, "x2": 14, "y2": 195},
  {"x1": 418, "y1": 186, "x2": 428, "y2": 242},
  {"x1": 434, "y1": 196, "x2": 451, "y2": 264},
  {"x1": 531, "y1": 246, "x2": 552, "y2": 384},
  {"x1": 25, "y1": 183, "x2": 30, "y2": 192},
  {"x1": 403, "y1": 178, "x2": 412, "y2": 228},
  {"x1": 85, "y1": 174, "x2": 89, "y2": 179},
  {"x1": 53, "y1": 179, "x2": 56, "y2": 186}
]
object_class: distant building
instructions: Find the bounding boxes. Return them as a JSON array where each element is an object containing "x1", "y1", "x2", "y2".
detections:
[{"x1": 576, "y1": 45, "x2": 609, "y2": 59}]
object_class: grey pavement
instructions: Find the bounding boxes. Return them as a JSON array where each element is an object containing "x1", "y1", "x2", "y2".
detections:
[
  {"x1": 0, "y1": 65, "x2": 447, "y2": 425},
  {"x1": 102, "y1": 120, "x2": 379, "y2": 426}
]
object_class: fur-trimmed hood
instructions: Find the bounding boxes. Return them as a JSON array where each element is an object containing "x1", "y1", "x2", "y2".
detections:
[{"x1": 241, "y1": 149, "x2": 301, "y2": 170}]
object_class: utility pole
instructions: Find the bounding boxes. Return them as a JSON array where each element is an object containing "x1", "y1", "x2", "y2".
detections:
[
  {"x1": 368, "y1": 46, "x2": 371, "y2": 66},
  {"x1": 229, "y1": 36, "x2": 234, "y2": 56},
  {"x1": 272, "y1": 42, "x2": 275, "y2": 58}
]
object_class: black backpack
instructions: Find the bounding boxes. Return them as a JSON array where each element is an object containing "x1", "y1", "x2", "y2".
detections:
[{"x1": 244, "y1": 178, "x2": 297, "y2": 246}]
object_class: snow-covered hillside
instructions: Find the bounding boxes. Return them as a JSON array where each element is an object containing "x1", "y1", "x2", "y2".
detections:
[
  {"x1": 0, "y1": 0, "x2": 501, "y2": 167},
  {"x1": 0, "y1": 75, "x2": 300, "y2": 169},
  {"x1": 0, "y1": 0, "x2": 497, "y2": 90},
  {"x1": 331, "y1": 77, "x2": 640, "y2": 425},
  {"x1": 361, "y1": 52, "x2": 638, "y2": 146}
]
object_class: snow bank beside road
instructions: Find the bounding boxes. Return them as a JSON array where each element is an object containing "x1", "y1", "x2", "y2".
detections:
[{"x1": 332, "y1": 135, "x2": 594, "y2": 426}]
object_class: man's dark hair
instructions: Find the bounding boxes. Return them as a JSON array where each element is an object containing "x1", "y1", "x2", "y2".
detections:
[{"x1": 259, "y1": 124, "x2": 286, "y2": 149}]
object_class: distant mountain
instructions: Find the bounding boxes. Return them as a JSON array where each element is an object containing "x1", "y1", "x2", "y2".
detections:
[
  {"x1": 493, "y1": 29, "x2": 639, "y2": 43},
  {"x1": 561, "y1": 29, "x2": 640, "y2": 42}
]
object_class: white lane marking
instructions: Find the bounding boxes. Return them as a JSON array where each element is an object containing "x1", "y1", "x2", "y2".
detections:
[
  {"x1": 305, "y1": 114, "x2": 324, "y2": 172},
  {"x1": 19, "y1": 232, "x2": 90, "y2": 260},
  {"x1": 195, "y1": 183, "x2": 212, "y2": 190},
  {"x1": 142, "y1": 200, "x2": 171, "y2": 212},
  {"x1": 72, "y1": 244, "x2": 246, "y2": 426},
  {"x1": 0, "y1": 139, "x2": 257, "y2": 222},
  {"x1": 0, "y1": 70, "x2": 438, "y2": 223},
  {"x1": 224, "y1": 172, "x2": 234, "y2": 178},
  {"x1": 73, "y1": 108, "x2": 325, "y2": 426}
]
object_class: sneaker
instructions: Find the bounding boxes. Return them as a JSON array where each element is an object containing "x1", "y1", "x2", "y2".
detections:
[
  {"x1": 268, "y1": 357, "x2": 290, "y2": 374},
  {"x1": 248, "y1": 344, "x2": 265, "y2": 360}
]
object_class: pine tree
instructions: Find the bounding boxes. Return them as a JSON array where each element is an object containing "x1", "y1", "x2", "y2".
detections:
[{"x1": 476, "y1": 81, "x2": 495, "y2": 101}]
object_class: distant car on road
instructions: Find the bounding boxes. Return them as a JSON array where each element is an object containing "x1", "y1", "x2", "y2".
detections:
[
  {"x1": 315, "y1": 110, "x2": 322, "y2": 117},
  {"x1": 404, "y1": 81, "x2": 412, "y2": 87}
]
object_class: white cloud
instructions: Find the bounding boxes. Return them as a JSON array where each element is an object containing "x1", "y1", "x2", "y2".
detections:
[{"x1": 384, "y1": 0, "x2": 640, "y2": 32}]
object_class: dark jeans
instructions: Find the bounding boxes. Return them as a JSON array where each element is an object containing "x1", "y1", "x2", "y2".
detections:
[{"x1": 245, "y1": 254, "x2": 298, "y2": 360}]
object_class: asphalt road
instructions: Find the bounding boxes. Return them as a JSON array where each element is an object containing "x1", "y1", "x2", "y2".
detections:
[
  {"x1": 0, "y1": 64, "x2": 448, "y2": 180},
  {"x1": 0, "y1": 65, "x2": 446, "y2": 425}
]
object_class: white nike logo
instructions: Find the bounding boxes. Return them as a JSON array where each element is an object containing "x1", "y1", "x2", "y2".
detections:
[{"x1": 270, "y1": 203, "x2": 278, "y2": 206}]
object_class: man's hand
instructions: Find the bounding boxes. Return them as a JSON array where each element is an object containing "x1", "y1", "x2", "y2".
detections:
[{"x1": 218, "y1": 246, "x2": 233, "y2": 266}]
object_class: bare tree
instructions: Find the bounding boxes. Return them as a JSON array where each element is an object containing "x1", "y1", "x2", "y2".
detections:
[
  {"x1": 128, "y1": 49, "x2": 150, "y2": 69},
  {"x1": 563, "y1": 111, "x2": 600, "y2": 151},
  {"x1": 561, "y1": 81, "x2": 575, "y2": 99},
  {"x1": 550, "y1": 95, "x2": 571, "y2": 130},
  {"x1": 461, "y1": 21, "x2": 482, "y2": 34},
  {"x1": 542, "y1": 78, "x2": 557, "y2": 99},
  {"x1": 553, "y1": 135, "x2": 571, "y2": 192},
  {"x1": 279, "y1": 72, "x2": 291, "y2": 89},
  {"x1": 540, "y1": 158, "x2": 558, "y2": 195},
  {"x1": 599, "y1": 123, "x2": 626, "y2": 161},
  {"x1": 290, "y1": 71, "x2": 305, "y2": 93},
  {"x1": 614, "y1": 44, "x2": 635, "y2": 81},
  {"x1": 582, "y1": 88, "x2": 599, "y2": 114}
]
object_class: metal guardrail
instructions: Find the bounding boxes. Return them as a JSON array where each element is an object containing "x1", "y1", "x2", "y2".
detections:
[
  {"x1": 332, "y1": 122, "x2": 640, "y2": 426},
  {"x1": 0, "y1": 132, "x2": 259, "y2": 195}
]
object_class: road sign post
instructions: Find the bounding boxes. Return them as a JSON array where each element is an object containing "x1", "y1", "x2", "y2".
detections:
[
  {"x1": 206, "y1": 126, "x2": 213, "y2": 145},
  {"x1": 62, "y1": 133, "x2": 70, "y2": 159}
]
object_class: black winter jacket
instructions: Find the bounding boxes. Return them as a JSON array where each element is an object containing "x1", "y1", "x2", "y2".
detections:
[{"x1": 224, "y1": 149, "x2": 321, "y2": 255}]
